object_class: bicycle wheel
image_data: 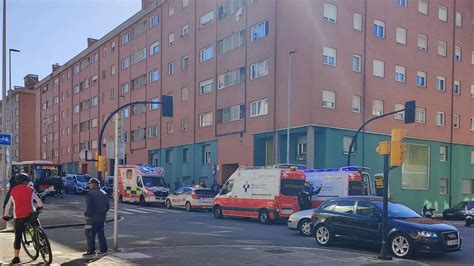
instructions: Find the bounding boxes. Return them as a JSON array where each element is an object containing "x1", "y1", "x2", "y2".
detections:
[
  {"x1": 21, "y1": 225, "x2": 39, "y2": 260},
  {"x1": 36, "y1": 228, "x2": 53, "y2": 264}
]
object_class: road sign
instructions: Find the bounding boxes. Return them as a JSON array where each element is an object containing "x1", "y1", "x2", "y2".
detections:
[
  {"x1": 79, "y1": 149, "x2": 93, "y2": 160},
  {"x1": 0, "y1": 134, "x2": 11, "y2": 146}
]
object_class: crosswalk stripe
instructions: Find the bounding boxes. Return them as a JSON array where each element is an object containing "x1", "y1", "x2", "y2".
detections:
[
  {"x1": 118, "y1": 210, "x2": 135, "y2": 215},
  {"x1": 122, "y1": 208, "x2": 151, "y2": 214},
  {"x1": 136, "y1": 208, "x2": 166, "y2": 214}
]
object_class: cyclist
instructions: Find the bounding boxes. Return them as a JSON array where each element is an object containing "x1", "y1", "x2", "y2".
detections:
[{"x1": 2, "y1": 173, "x2": 44, "y2": 264}]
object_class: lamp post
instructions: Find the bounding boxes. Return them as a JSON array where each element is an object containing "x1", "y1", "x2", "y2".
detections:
[
  {"x1": 286, "y1": 50, "x2": 297, "y2": 164},
  {"x1": 1, "y1": 0, "x2": 8, "y2": 230},
  {"x1": 9, "y1": 49, "x2": 20, "y2": 93}
]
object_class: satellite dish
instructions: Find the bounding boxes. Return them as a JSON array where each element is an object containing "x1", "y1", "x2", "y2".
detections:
[{"x1": 79, "y1": 149, "x2": 93, "y2": 161}]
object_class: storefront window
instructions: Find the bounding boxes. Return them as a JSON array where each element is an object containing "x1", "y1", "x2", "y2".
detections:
[{"x1": 402, "y1": 144, "x2": 429, "y2": 189}]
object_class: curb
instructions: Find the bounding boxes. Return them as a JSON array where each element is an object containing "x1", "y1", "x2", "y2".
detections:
[{"x1": 0, "y1": 217, "x2": 116, "y2": 233}]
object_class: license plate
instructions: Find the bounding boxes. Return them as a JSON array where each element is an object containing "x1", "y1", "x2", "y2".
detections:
[
  {"x1": 281, "y1": 209, "x2": 293, "y2": 214},
  {"x1": 447, "y1": 239, "x2": 459, "y2": 246},
  {"x1": 201, "y1": 198, "x2": 212, "y2": 202}
]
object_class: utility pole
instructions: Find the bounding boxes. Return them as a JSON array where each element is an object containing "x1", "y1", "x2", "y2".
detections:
[
  {"x1": 113, "y1": 113, "x2": 122, "y2": 251},
  {"x1": 286, "y1": 50, "x2": 297, "y2": 164},
  {"x1": 1, "y1": 0, "x2": 8, "y2": 230}
]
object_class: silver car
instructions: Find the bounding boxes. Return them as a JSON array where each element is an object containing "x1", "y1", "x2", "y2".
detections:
[{"x1": 287, "y1": 209, "x2": 315, "y2": 237}]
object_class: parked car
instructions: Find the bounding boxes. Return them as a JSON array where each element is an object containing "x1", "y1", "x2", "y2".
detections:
[
  {"x1": 165, "y1": 186, "x2": 215, "y2": 211},
  {"x1": 312, "y1": 196, "x2": 461, "y2": 259},
  {"x1": 64, "y1": 174, "x2": 90, "y2": 194},
  {"x1": 443, "y1": 201, "x2": 471, "y2": 220},
  {"x1": 103, "y1": 176, "x2": 114, "y2": 196},
  {"x1": 288, "y1": 208, "x2": 315, "y2": 237},
  {"x1": 464, "y1": 201, "x2": 474, "y2": 227}
]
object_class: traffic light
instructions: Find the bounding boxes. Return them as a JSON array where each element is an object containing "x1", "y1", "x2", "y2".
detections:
[
  {"x1": 404, "y1": 100, "x2": 416, "y2": 124},
  {"x1": 390, "y1": 128, "x2": 407, "y2": 167},
  {"x1": 161, "y1": 95, "x2": 173, "y2": 118},
  {"x1": 96, "y1": 155, "x2": 105, "y2": 172},
  {"x1": 376, "y1": 141, "x2": 391, "y2": 155}
]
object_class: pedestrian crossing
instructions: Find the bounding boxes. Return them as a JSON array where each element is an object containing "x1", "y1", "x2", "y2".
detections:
[{"x1": 117, "y1": 207, "x2": 180, "y2": 216}]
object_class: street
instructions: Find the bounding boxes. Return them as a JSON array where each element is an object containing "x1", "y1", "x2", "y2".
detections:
[{"x1": 2, "y1": 194, "x2": 473, "y2": 265}]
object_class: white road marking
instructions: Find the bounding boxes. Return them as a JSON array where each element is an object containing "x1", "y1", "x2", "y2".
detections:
[
  {"x1": 208, "y1": 225, "x2": 241, "y2": 230},
  {"x1": 122, "y1": 208, "x2": 151, "y2": 214},
  {"x1": 136, "y1": 208, "x2": 166, "y2": 214},
  {"x1": 118, "y1": 210, "x2": 135, "y2": 215},
  {"x1": 187, "y1": 221, "x2": 205, "y2": 225}
]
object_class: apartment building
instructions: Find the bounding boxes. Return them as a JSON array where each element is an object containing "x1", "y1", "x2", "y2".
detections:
[{"x1": 34, "y1": 0, "x2": 473, "y2": 209}]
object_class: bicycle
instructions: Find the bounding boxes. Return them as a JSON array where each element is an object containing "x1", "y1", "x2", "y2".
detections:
[{"x1": 20, "y1": 210, "x2": 53, "y2": 264}]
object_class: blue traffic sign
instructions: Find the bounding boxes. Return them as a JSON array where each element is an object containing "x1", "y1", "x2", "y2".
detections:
[{"x1": 0, "y1": 134, "x2": 12, "y2": 146}]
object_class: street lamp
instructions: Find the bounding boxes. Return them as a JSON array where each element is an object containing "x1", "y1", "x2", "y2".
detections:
[
  {"x1": 9, "y1": 48, "x2": 20, "y2": 93},
  {"x1": 286, "y1": 50, "x2": 297, "y2": 164}
]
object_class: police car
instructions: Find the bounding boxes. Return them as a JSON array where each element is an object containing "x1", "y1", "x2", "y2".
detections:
[{"x1": 165, "y1": 186, "x2": 215, "y2": 211}]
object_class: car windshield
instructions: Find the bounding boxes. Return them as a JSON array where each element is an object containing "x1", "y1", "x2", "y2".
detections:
[
  {"x1": 373, "y1": 201, "x2": 421, "y2": 219},
  {"x1": 280, "y1": 179, "x2": 305, "y2": 196},
  {"x1": 454, "y1": 201, "x2": 467, "y2": 209},
  {"x1": 76, "y1": 175, "x2": 88, "y2": 182},
  {"x1": 142, "y1": 176, "x2": 166, "y2": 187}
]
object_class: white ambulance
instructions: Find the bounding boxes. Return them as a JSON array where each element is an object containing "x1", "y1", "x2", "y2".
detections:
[
  {"x1": 212, "y1": 166, "x2": 306, "y2": 224},
  {"x1": 304, "y1": 166, "x2": 374, "y2": 208},
  {"x1": 117, "y1": 165, "x2": 170, "y2": 205}
]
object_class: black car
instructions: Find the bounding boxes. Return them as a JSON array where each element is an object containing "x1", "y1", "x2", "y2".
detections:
[
  {"x1": 311, "y1": 196, "x2": 461, "y2": 259},
  {"x1": 443, "y1": 201, "x2": 471, "y2": 220}
]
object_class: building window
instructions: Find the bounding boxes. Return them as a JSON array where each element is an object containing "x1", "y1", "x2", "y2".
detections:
[
  {"x1": 322, "y1": 90, "x2": 336, "y2": 109},
  {"x1": 183, "y1": 0, "x2": 189, "y2": 7},
  {"x1": 396, "y1": 0, "x2": 407, "y2": 7},
  {"x1": 121, "y1": 32, "x2": 129, "y2": 45},
  {"x1": 395, "y1": 27, "x2": 407, "y2": 45},
  {"x1": 122, "y1": 107, "x2": 129, "y2": 118},
  {"x1": 149, "y1": 69, "x2": 160, "y2": 83},
  {"x1": 453, "y1": 80, "x2": 461, "y2": 95},
  {"x1": 181, "y1": 24, "x2": 190, "y2": 38},
  {"x1": 200, "y1": 11, "x2": 214, "y2": 27},
  {"x1": 436, "y1": 76, "x2": 446, "y2": 92},
  {"x1": 181, "y1": 118, "x2": 189, "y2": 132},
  {"x1": 111, "y1": 65, "x2": 116, "y2": 75},
  {"x1": 182, "y1": 148, "x2": 189, "y2": 163},
  {"x1": 438, "y1": 5, "x2": 448, "y2": 22},
  {"x1": 352, "y1": 54, "x2": 361, "y2": 72},
  {"x1": 167, "y1": 121, "x2": 174, "y2": 134},
  {"x1": 149, "y1": 97, "x2": 159, "y2": 110},
  {"x1": 150, "y1": 41, "x2": 160, "y2": 55},
  {"x1": 168, "y1": 33, "x2": 175, "y2": 46},
  {"x1": 394, "y1": 104, "x2": 405, "y2": 120},
  {"x1": 416, "y1": 71, "x2": 426, "y2": 87},
  {"x1": 199, "y1": 112, "x2": 213, "y2": 127},
  {"x1": 352, "y1": 95, "x2": 361, "y2": 113},
  {"x1": 470, "y1": 117, "x2": 474, "y2": 131},
  {"x1": 202, "y1": 145, "x2": 211, "y2": 165},
  {"x1": 132, "y1": 74, "x2": 146, "y2": 90},
  {"x1": 132, "y1": 104, "x2": 146, "y2": 116},
  {"x1": 168, "y1": 62, "x2": 175, "y2": 76},
  {"x1": 148, "y1": 125, "x2": 158, "y2": 138},
  {"x1": 436, "y1": 111, "x2": 445, "y2": 126},
  {"x1": 121, "y1": 83, "x2": 129, "y2": 94},
  {"x1": 250, "y1": 20, "x2": 269, "y2": 41},
  {"x1": 218, "y1": 67, "x2": 245, "y2": 89},
  {"x1": 91, "y1": 118, "x2": 98, "y2": 128},
  {"x1": 250, "y1": 59, "x2": 269, "y2": 80},
  {"x1": 181, "y1": 87, "x2": 189, "y2": 101},
  {"x1": 131, "y1": 47, "x2": 147, "y2": 64},
  {"x1": 417, "y1": 34, "x2": 428, "y2": 51},
  {"x1": 91, "y1": 96, "x2": 98, "y2": 107},
  {"x1": 471, "y1": 151, "x2": 474, "y2": 165},
  {"x1": 150, "y1": 14, "x2": 159, "y2": 28},
  {"x1": 415, "y1": 107, "x2": 426, "y2": 123},
  {"x1": 373, "y1": 20, "x2": 385, "y2": 38},
  {"x1": 372, "y1": 99, "x2": 384, "y2": 116},
  {"x1": 110, "y1": 88, "x2": 116, "y2": 99},
  {"x1": 323, "y1": 3, "x2": 337, "y2": 23},
  {"x1": 395, "y1": 65, "x2": 406, "y2": 82},
  {"x1": 440, "y1": 178, "x2": 448, "y2": 194},
  {"x1": 165, "y1": 150, "x2": 173, "y2": 164},
  {"x1": 471, "y1": 84, "x2": 474, "y2": 98},
  {"x1": 402, "y1": 144, "x2": 429, "y2": 189},
  {"x1": 353, "y1": 12, "x2": 362, "y2": 31},
  {"x1": 418, "y1": 0, "x2": 428, "y2": 14},
  {"x1": 200, "y1": 45, "x2": 214, "y2": 62},
  {"x1": 437, "y1": 40, "x2": 447, "y2": 56},
  {"x1": 454, "y1": 46, "x2": 461, "y2": 61},
  {"x1": 455, "y1": 12, "x2": 462, "y2": 27},
  {"x1": 462, "y1": 179, "x2": 474, "y2": 194},
  {"x1": 199, "y1": 79, "x2": 214, "y2": 95},
  {"x1": 217, "y1": 105, "x2": 245, "y2": 123},
  {"x1": 453, "y1": 114, "x2": 460, "y2": 128},
  {"x1": 440, "y1": 145, "x2": 448, "y2": 162},
  {"x1": 218, "y1": 0, "x2": 245, "y2": 20},
  {"x1": 343, "y1": 136, "x2": 356, "y2": 154},
  {"x1": 372, "y1": 59, "x2": 384, "y2": 78},
  {"x1": 121, "y1": 57, "x2": 129, "y2": 70},
  {"x1": 218, "y1": 30, "x2": 246, "y2": 54},
  {"x1": 323, "y1": 47, "x2": 336, "y2": 67},
  {"x1": 296, "y1": 136, "x2": 307, "y2": 157},
  {"x1": 181, "y1": 56, "x2": 189, "y2": 70},
  {"x1": 250, "y1": 99, "x2": 268, "y2": 117}
]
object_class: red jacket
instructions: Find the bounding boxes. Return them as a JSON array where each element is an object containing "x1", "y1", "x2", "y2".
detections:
[{"x1": 3, "y1": 184, "x2": 43, "y2": 219}]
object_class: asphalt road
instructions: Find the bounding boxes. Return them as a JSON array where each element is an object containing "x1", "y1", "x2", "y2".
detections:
[{"x1": 42, "y1": 194, "x2": 474, "y2": 265}]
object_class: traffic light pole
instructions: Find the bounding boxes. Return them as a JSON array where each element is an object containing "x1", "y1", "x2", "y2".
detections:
[{"x1": 377, "y1": 154, "x2": 392, "y2": 260}]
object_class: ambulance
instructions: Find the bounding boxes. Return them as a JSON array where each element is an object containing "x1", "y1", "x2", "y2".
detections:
[
  {"x1": 304, "y1": 166, "x2": 374, "y2": 208},
  {"x1": 117, "y1": 165, "x2": 170, "y2": 205},
  {"x1": 212, "y1": 166, "x2": 306, "y2": 224}
]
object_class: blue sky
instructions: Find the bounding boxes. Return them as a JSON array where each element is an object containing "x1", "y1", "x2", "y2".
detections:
[{"x1": 1, "y1": 0, "x2": 141, "y2": 99}]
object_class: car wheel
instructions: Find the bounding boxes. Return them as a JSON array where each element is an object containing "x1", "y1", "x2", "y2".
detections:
[
  {"x1": 466, "y1": 219, "x2": 472, "y2": 227},
  {"x1": 298, "y1": 219, "x2": 313, "y2": 237},
  {"x1": 390, "y1": 233, "x2": 413, "y2": 259},
  {"x1": 165, "y1": 200, "x2": 172, "y2": 209},
  {"x1": 185, "y1": 202, "x2": 192, "y2": 212},
  {"x1": 258, "y1": 210, "x2": 270, "y2": 224},
  {"x1": 213, "y1": 206, "x2": 223, "y2": 219},
  {"x1": 75, "y1": 187, "x2": 80, "y2": 194},
  {"x1": 314, "y1": 224, "x2": 334, "y2": 246},
  {"x1": 442, "y1": 213, "x2": 448, "y2": 220},
  {"x1": 139, "y1": 195, "x2": 146, "y2": 206}
]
